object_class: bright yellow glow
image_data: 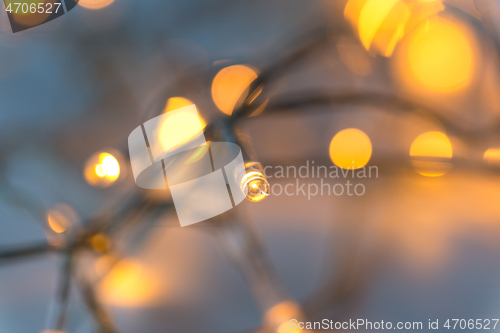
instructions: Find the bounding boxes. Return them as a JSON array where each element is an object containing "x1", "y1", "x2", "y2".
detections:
[
  {"x1": 84, "y1": 152, "x2": 121, "y2": 187},
  {"x1": 212, "y1": 65, "x2": 259, "y2": 115},
  {"x1": 277, "y1": 321, "x2": 302, "y2": 333},
  {"x1": 98, "y1": 259, "x2": 161, "y2": 307},
  {"x1": 484, "y1": 148, "x2": 500, "y2": 166},
  {"x1": 410, "y1": 131, "x2": 452, "y2": 177},
  {"x1": 358, "y1": 0, "x2": 400, "y2": 50},
  {"x1": 329, "y1": 128, "x2": 372, "y2": 169},
  {"x1": 265, "y1": 301, "x2": 303, "y2": 332},
  {"x1": 101, "y1": 155, "x2": 120, "y2": 177},
  {"x1": 78, "y1": 0, "x2": 114, "y2": 10},
  {"x1": 395, "y1": 17, "x2": 476, "y2": 93},
  {"x1": 164, "y1": 97, "x2": 194, "y2": 113},
  {"x1": 159, "y1": 111, "x2": 206, "y2": 152},
  {"x1": 410, "y1": 131, "x2": 452, "y2": 158},
  {"x1": 46, "y1": 210, "x2": 70, "y2": 234},
  {"x1": 344, "y1": 0, "x2": 444, "y2": 57}
]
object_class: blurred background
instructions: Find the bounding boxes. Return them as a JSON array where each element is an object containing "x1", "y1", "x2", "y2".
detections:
[{"x1": 1, "y1": 0, "x2": 500, "y2": 332}]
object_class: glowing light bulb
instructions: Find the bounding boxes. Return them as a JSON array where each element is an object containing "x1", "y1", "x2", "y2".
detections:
[
  {"x1": 240, "y1": 162, "x2": 270, "y2": 202},
  {"x1": 84, "y1": 151, "x2": 122, "y2": 187}
]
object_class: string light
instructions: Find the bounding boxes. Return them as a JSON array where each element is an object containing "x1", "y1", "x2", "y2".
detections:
[{"x1": 240, "y1": 162, "x2": 270, "y2": 202}]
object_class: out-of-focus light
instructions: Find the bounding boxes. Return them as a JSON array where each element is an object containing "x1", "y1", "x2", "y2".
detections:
[
  {"x1": 46, "y1": 204, "x2": 77, "y2": 234},
  {"x1": 98, "y1": 259, "x2": 161, "y2": 307},
  {"x1": 394, "y1": 17, "x2": 477, "y2": 93},
  {"x1": 90, "y1": 233, "x2": 111, "y2": 254},
  {"x1": 483, "y1": 148, "x2": 500, "y2": 166},
  {"x1": 329, "y1": 128, "x2": 372, "y2": 170},
  {"x1": 212, "y1": 64, "x2": 259, "y2": 115},
  {"x1": 78, "y1": 0, "x2": 114, "y2": 10},
  {"x1": 344, "y1": 0, "x2": 443, "y2": 57},
  {"x1": 84, "y1": 152, "x2": 121, "y2": 187},
  {"x1": 265, "y1": 301, "x2": 307, "y2": 333},
  {"x1": 40, "y1": 330, "x2": 64, "y2": 333},
  {"x1": 159, "y1": 105, "x2": 206, "y2": 152},
  {"x1": 410, "y1": 131, "x2": 452, "y2": 177},
  {"x1": 164, "y1": 97, "x2": 195, "y2": 113}
]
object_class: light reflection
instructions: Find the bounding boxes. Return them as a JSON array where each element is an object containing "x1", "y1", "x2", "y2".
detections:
[
  {"x1": 212, "y1": 64, "x2": 259, "y2": 115},
  {"x1": 410, "y1": 131, "x2": 452, "y2": 177},
  {"x1": 329, "y1": 128, "x2": 372, "y2": 170}
]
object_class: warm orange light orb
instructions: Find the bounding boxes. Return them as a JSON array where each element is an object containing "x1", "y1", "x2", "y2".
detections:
[
  {"x1": 484, "y1": 148, "x2": 500, "y2": 166},
  {"x1": 98, "y1": 259, "x2": 161, "y2": 307},
  {"x1": 78, "y1": 0, "x2": 114, "y2": 10},
  {"x1": 84, "y1": 152, "x2": 121, "y2": 187},
  {"x1": 329, "y1": 128, "x2": 372, "y2": 169},
  {"x1": 410, "y1": 131, "x2": 452, "y2": 177},
  {"x1": 212, "y1": 64, "x2": 259, "y2": 115},
  {"x1": 394, "y1": 17, "x2": 477, "y2": 93}
]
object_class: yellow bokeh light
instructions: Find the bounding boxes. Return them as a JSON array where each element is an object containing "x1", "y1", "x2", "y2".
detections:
[
  {"x1": 78, "y1": 0, "x2": 114, "y2": 10},
  {"x1": 84, "y1": 152, "x2": 121, "y2": 187},
  {"x1": 212, "y1": 64, "x2": 259, "y2": 115},
  {"x1": 277, "y1": 321, "x2": 302, "y2": 333},
  {"x1": 159, "y1": 110, "x2": 206, "y2": 152},
  {"x1": 46, "y1": 210, "x2": 69, "y2": 234},
  {"x1": 358, "y1": 0, "x2": 401, "y2": 51},
  {"x1": 98, "y1": 259, "x2": 161, "y2": 307},
  {"x1": 329, "y1": 128, "x2": 372, "y2": 170},
  {"x1": 164, "y1": 97, "x2": 194, "y2": 113},
  {"x1": 344, "y1": 0, "x2": 443, "y2": 57},
  {"x1": 483, "y1": 148, "x2": 500, "y2": 166},
  {"x1": 410, "y1": 131, "x2": 452, "y2": 177},
  {"x1": 394, "y1": 17, "x2": 476, "y2": 93}
]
